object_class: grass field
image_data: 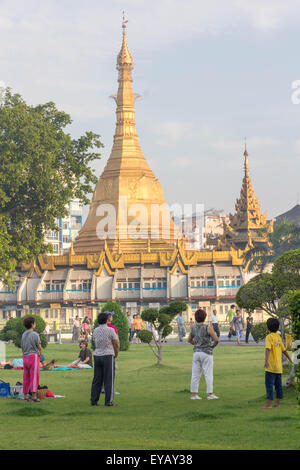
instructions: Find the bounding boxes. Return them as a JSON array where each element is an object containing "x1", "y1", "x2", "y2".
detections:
[{"x1": 0, "y1": 342, "x2": 299, "y2": 450}]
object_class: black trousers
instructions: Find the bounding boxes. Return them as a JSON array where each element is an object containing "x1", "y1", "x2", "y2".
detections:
[
  {"x1": 212, "y1": 323, "x2": 220, "y2": 338},
  {"x1": 91, "y1": 355, "x2": 115, "y2": 406},
  {"x1": 245, "y1": 326, "x2": 252, "y2": 343}
]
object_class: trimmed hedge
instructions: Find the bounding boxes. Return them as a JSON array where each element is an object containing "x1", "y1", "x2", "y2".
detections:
[
  {"x1": 91, "y1": 302, "x2": 129, "y2": 351},
  {"x1": 0, "y1": 314, "x2": 47, "y2": 349},
  {"x1": 251, "y1": 322, "x2": 268, "y2": 343}
]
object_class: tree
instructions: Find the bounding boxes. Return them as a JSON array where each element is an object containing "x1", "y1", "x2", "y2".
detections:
[
  {"x1": 0, "y1": 314, "x2": 47, "y2": 349},
  {"x1": 235, "y1": 273, "x2": 288, "y2": 340},
  {"x1": 237, "y1": 249, "x2": 300, "y2": 347},
  {"x1": 243, "y1": 220, "x2": 300, "y2": 273},
  {"x1": 272, "y1": 249, "x2": 300, "y2": 297},
  {"x1": 101, "y1": 301, "x2": 129, "y2": 351},
  {"x1": 288, "y1": 290, "x2": 300, "y2": 393},
  {"x1": 91, "y1": 301, "x2": 130, "y2": 352},
  {"x1": 138, "y1": 301, "x2": 187, "y2": 365},
  {"x1": 0, "y1": 89, "x2": 103, "y2": 286}
]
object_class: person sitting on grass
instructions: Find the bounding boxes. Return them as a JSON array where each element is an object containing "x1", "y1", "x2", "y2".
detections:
[
  {"x1": 21, "y1": 316, "x2": 43, "y2": 402},
  {"x1": 68, "y1": 340, "x2": 93, "y2": 369},
  {"x1": 261, "y1": 318, "x2": 293, "y2": 410}
]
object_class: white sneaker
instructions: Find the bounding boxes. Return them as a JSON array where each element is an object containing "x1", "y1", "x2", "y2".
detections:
[
  {"x1": 207, "y1": 394, "x2": 219, "y2": 400},
  {"x1": 190, "y1": 395, "x2": 202, "y2": 400}
]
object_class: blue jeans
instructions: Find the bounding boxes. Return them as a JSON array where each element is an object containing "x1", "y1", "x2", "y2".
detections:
[{"x1": 265, "y1": 371, "x2": 283, "y2": 400}]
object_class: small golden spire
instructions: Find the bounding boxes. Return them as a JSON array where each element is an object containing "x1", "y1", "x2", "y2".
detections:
[
  {"x1": 243, "y1": 138, "x2": 249, "y2": 175},
  {"x1": 117, "y1": 11, "x2": 133, "y2": 71}
]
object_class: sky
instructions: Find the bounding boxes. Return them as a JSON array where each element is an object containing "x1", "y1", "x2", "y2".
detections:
[{"x1": 1, "y1": 0, "x2": 300, "y2": 221}]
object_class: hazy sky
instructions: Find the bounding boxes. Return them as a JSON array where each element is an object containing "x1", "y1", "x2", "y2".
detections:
[{"x1": 1, "y1": 0, "x2": 300, "y2": 221}]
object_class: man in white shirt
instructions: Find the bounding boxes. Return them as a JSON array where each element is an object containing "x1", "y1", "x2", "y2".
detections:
[{"x1": 209, "y1": 309, "x2": 220, "y2": 338}]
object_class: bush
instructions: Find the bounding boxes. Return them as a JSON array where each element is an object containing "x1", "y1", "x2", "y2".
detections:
[
  {"x1": 251, "y1": 322, "x2": 268, "y2": 343},
  {"x1": 0, "y1": 314, "x2": 47, "y2": 349},
  {"x1": 138, "y1": 330, "x2": 153, "y2": 344},
  {"x1": 90, "y1": 302, "x2": 130, "y2": 352}
]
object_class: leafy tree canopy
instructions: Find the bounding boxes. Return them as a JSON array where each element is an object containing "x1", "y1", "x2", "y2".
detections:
[
  {"x1": 243, "y1": 220, "x2": 300, "y2": 273},
  {"x1": 0, "y1": 89, "x2": 103, "y2": 286}
]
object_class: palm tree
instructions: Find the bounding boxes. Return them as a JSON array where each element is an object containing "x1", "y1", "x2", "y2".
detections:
[{"x1": 243, "y1": 219, "x2": 300, "y2": 272}]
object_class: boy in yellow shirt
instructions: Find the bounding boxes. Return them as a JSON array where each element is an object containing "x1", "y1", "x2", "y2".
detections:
[{"x1": 262, "y1": 318, "x2": 293, "y2": 410}]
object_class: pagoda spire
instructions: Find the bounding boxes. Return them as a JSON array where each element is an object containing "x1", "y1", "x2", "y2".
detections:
[
  {"x1": 73, "y1": 17, "x2": 178, "y2": 254},
  {"x1": 217, "y1": 145, "x2": 273, "y2": 251}
]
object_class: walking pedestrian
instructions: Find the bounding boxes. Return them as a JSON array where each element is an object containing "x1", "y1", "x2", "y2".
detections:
[
  {"x1": 233, "y1": 310, "x2": 244, "y2": 345},
  {"x1": 176, "y1": 312, "x2": 186, "y2": 342},
  {"x1": 245, "y1": 312, "x2": 254, "y2": 343},
  {"x1": 209, "y1": 309, "x2": 220, "y2": 338},
  {"x1": 226, "y1": 305, "x2": 236, "y2": 340},
  {"x1": 90, "y1": 312, "x2": 120, "y2": 407},
  {"x1": 131, "y1": 314, "x2": 143, "y2": 343},
  {"x1": 21, "y1": 316, "x2": 43, "y2": 402},
  {"x1": 82, "y1": 316, "x2": 91, "y2": 342},
  {"x1": 72, "y1": 315, "x2": 81, "y2": 343},
  {"x1": 188, "y1": 308, "x2": 219, "y2": 400}
]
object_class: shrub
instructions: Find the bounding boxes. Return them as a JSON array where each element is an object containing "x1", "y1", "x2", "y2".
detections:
[
  {"x1": 0, "y1": 314, "x2": 47, "y2": 349},
  {"x1": 91, "y1": 301, "x2": 129, "y2": 351},
  {"x1": 251, "y1": 322, "x2": 268, "y2": 343},
  {"x1": 137, "y1": 330, "x2": 153, "y2": 344}
]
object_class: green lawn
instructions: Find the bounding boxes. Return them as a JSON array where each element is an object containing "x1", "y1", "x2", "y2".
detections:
[{"x1": 0, "y1": 343, "x2": 299, "y2": 450}]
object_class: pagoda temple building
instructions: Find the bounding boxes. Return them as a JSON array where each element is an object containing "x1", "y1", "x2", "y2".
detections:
[
  {"x1": 0, "y1": 21, "x2": 267, "y2": 326},
  {"x1": 212, "y1": 146, "x2": 273, "y2": 252}
]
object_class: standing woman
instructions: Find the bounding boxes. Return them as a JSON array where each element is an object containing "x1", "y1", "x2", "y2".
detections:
[
  {"x1": 82, "y1": 316, "x2": 91, "y2": 341},
  {"x1": 21, "y1": 316, "x2": 43, "y2": 402},
  {"x1": 188, "y1": 308, "x2": 219, "y2": 400},
  {"x1": 72, "y1": 315, "x2": 81, "y2": 343}
]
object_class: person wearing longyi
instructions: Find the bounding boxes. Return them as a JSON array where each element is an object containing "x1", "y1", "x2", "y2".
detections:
[{"x1": 21, "y1": 316, "x2": 43, "y2": 402}]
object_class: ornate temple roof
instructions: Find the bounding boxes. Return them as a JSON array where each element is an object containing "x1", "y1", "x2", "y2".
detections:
[{"x1": 216, "y1": 145, "x2": 273, "y2": 250}]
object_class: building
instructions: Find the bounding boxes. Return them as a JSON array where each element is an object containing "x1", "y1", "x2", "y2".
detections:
[
  {"x1": 0, "y1": 21, "x2": 269, "y2": 327},
  {"x1": 214, "y1": 146, "x2": 273, "y2": 251},
  {"x1": 44, "y1": 200, "x2": 83, "y2": 255}
]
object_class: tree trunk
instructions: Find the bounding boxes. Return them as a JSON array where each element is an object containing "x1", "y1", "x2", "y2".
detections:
[{"x1": 284, "y1": 365, "x2": 295, "y2": 387}]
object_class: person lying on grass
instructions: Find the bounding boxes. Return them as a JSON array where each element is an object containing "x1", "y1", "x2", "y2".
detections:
[
  {"x1": 261, "y1": 318, "x2": 293, "y2": 410},
  {"x1": 67, "y1": 340, "x2": 93, "y2": 369}
]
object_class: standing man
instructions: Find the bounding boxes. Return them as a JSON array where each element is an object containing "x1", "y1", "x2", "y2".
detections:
[
  {"x1": 245, "y1": 312, "x2": 254, "y2": 343},
  {"x1": 226, "y1": 305, "x2": 235, "y2": 340},
  {"x1": 209, "y1": 309, "x2": 220, "y2": 338},
  {"x1": 176, "y1": 312, "x2": 186, "y2": 342},
  {"x1": 91, "y1": 312, "x2": 120, "y2": 407},
  {"x1": 131, "y1": 314, "x2": 143, "y2": 344},
  {"x1": 233, "y1": 310, "x2": 244, "y2": 345},
  {"x1": 126, "y1": 312, "x2": 132, "y2": 342}
]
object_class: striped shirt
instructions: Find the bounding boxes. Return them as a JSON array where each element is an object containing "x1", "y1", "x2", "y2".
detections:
[{"x1": 93, "y1": 324, "x2": 118, "y2": 357}]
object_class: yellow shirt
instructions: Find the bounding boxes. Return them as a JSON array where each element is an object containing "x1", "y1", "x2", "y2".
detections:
[{"x1": 265, "y1": 332, "x2": 286, "y2": 374}]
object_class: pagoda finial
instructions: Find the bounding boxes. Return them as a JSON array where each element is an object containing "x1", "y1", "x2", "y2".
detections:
[
  {"x1": 117, "y1": 12, "x2": 133, "y2": 71},
  {"x1": 243, "y1": 138, "x2": 249, "y2": 176}
]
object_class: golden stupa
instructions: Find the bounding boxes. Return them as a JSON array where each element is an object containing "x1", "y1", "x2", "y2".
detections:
[{"x1": 74, "y1": 17, "x2": 179, "y2": 254}]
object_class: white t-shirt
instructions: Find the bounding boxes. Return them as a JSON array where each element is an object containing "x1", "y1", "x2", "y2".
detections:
[{"x1": 210, "y1": 314, "x2": 218, "y2": 323}]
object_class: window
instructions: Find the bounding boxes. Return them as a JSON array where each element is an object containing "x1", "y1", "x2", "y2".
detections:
[
  {"x1": 207, "y1": 278, "x2": 214, "y2": 287},
  {"x1": 144, "y1": 282, "x2": 150, "y2": 289},
  {"x1": 134, "y1": 283, "x2": 140, "y2": 289}
]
